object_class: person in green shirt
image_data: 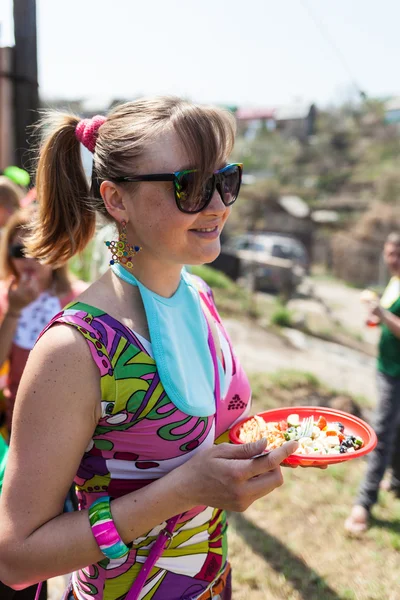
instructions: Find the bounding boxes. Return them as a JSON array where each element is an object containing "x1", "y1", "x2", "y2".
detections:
[{"x1": 346, "y1": 232, "x2": 400, "y2": 534}]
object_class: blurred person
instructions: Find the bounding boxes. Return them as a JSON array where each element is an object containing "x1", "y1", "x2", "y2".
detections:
[
  {"x1": 0, "y1": 207, "x2": 88, "y2": 434},
  {"x1": 0, "y1": 96, "x2": 307, "y2": 600},
  {"x1": 0, "y1": 176, "x2": 23, "y2": 232},
  {"x1": 345, "y1": 232, "x2": 400, "y2": 534}
]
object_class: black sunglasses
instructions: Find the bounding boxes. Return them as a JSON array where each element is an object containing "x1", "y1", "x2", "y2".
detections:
[
  {"x1": 110, "y1": 163, "x2": 243, "y2": 214},
  {"x1": 9, "y1": 243, "x2": 26, "y2": 259}
]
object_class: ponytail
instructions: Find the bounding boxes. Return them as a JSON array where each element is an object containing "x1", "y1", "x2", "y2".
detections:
[{"x1": 26, "y1": 113, "x2": 96, "y2": 267}]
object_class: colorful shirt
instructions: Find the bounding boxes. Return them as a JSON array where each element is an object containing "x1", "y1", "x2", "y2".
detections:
[{"x1": 41, "y1": 277, "x2": 251, "y2": 600}]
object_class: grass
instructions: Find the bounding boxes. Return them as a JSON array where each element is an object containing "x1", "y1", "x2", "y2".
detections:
[
  {"x1": 268, "y1": 369, "x2": 321, "y2": 391},
  {"x1": 227, "y1": 371, "x2": 400, "y2": 600},
  {"x1": 248, "y1": 369, "x2": 372, "y2": 413},
  {"x1": 189, "y1": 264, "x2": 237, "y2": 290},
  {"x1": 270, "y1": 302, "x2": 295, "y2": 328}
]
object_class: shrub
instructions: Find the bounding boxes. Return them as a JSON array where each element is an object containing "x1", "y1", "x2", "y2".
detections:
[
  {"x1": 189, "y1": 265, "x2": 236, "y2": 290},
  {"x1": 270, "y1": 302, "x2": 294, "y2": 327}
]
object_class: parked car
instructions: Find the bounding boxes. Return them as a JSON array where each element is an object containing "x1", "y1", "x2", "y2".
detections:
[{"x1": 212, "y1": 232, "x2": 309, "y2": 295}]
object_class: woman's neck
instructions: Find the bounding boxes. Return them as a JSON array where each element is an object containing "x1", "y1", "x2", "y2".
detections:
[{"x1": 121, "y1": 255, "x2": 184, "y2": 298}]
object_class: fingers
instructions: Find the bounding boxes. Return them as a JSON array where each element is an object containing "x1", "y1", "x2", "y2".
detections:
[
  {"x1": 27, "y1": 275, "x2": 40, "y2": 296},
  {"x1": 217, "y1": 438, "x2": 269, "y2": 460},
  {"x1": 246, "y1": 465, "x2": 284, "y2": 499},
  {"x1": 249, "y1": 440, "x2": 299, "y2": 478}
]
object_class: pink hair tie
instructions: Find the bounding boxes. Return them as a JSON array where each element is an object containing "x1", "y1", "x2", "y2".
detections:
[{"x1": 75, "y1": 115, "x2": 106, "y2": 153}]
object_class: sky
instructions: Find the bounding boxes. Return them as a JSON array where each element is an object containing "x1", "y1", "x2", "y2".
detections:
[{"x1": 1, "y1": 0, "x2": 400, "y2": 109}]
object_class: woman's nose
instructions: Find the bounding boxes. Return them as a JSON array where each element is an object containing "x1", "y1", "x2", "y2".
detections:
[{"x1": 204, "y1": 187, "x2": 226, "y2": 214}]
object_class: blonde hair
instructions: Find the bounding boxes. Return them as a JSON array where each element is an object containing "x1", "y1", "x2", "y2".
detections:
[
  {"x1": 26, "y1": 96, "x2": 236, "y2": 267},
  {"x1": 0, "y1": 207, "x2": 73, "y2": 295},
  {"x1": 0, "y1": 176, "x2": 23, "y2": 212}
]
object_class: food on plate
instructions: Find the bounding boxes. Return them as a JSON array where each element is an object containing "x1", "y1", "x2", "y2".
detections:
[{"x1": 238, "y1": 413, "x2": 364, "y2": 455}]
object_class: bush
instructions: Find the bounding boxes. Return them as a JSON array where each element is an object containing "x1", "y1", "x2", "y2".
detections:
[
  {"x1": 189, "y1": 265, "x2": 236, "y2": 290},
  {"x1": 270, "y1": 302, "x2": 294, "y2": 327}
]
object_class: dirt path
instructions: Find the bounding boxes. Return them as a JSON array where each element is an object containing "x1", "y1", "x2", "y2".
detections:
[
  {"x1": 308, "y1": 278, "x2": 380, "y2": 343},
  {"x1": 224, "y1": 318, "x2": 377, "y2": 402}
]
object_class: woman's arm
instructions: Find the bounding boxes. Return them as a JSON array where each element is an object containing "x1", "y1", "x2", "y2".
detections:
[{"x1": 0, "y1": 324, "x2": 296, "y2": 588}]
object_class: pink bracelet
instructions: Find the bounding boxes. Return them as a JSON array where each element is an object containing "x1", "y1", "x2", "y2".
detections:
[{"x1": 88, "y1": 496, "x2": 130, "y2": 559}]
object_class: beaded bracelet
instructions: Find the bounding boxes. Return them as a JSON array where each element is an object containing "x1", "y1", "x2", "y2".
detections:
[{"x1": 88, "y1": 496, "x2": 130, "y2": 560}]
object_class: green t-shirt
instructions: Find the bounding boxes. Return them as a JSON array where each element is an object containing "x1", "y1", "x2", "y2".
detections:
[
  {"x1": 0, "y1": 435, "x2": 8, "y2": 494},
  {"x1": 378, "y1": 294, "x2": 400, "y2": 377}
]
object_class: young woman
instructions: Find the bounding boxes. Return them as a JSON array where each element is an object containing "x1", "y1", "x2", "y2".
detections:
[
  {"x1": 0, "y1": 97, "x2": 298, "y2": 600},
  {"x1": 0, "y1": 208, "x2": 88, "y2": 435}
]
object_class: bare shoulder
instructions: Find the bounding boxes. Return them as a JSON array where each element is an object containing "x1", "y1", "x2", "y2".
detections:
[
  {"x1": 76, "y1": 270, "x2": 149, "y2": 340},
  {"x1": 17, "y1": 321, "x2": 102, "y2": 425}
]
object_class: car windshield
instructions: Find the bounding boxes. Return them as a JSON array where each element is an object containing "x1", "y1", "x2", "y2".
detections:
[{"x1": 271, "y1": 243, "x2": 293, "y2": 259}]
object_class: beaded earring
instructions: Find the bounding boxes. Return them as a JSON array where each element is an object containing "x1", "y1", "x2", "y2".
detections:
[{"x1": 105, "y1": 220, "x2": 142, "y2": 268}]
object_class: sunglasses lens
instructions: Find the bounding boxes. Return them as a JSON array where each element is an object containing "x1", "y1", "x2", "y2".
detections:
[
  {"x1": 175, "y1": 164, "x2": 242, "y2": 213},
  {"x1": 219, "y1": 164, "x2": 242, "y2": 206},
  {"x1": 176, "y1": 171, "x2": 214, "y2": 213}
]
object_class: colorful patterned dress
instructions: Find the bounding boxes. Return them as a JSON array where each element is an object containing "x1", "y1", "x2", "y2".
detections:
[{"x1": 41, "y1": 278, "x2": 251, "y2": 600}]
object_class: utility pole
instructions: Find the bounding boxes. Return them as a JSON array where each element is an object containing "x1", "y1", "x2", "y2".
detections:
[{"x1": 13, "y1": 0, "x2": 38, "y2": 169}]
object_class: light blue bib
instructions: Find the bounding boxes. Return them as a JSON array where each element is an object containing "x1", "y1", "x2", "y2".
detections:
[{"x1": 111, "y1": 263, "x2": 216, "y2": 417}]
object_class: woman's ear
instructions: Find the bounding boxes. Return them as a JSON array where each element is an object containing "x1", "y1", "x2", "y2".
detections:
[{"x1": 100, "y1": 181, "x2": 129, "y2": 223}]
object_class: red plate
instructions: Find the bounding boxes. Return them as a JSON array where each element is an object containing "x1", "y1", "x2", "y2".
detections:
[{"x1": 229, "y1": 406, "x2": 377, "y2": 466}]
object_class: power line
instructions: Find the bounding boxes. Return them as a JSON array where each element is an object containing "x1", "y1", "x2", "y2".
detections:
[{"x1": 300, "y1": 0, "x2": 366, "y2": 100}]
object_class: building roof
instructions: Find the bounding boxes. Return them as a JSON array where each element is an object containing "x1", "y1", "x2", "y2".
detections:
[
  {"x1": 235, "y1": 103, "x2": 315, "y2": 122},
  {"x1": 278, "y1": 195, "x2": 310, "y2": 218},
  {"x1": 274, "y1": 103, "x2": 313, "y2": 121},
  {"x1": 235, "y1": 107, "x2": 275, "y2": 121}
]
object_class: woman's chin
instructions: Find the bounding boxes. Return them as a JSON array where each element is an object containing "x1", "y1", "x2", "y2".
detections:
[{"x1": 189, "y1": 245, "x2": 221, "y2": 266}]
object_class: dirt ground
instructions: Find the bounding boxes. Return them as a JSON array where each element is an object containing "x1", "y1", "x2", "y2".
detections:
[
  {"x1": 293, "y1": 277, "x2": 380, "y2": 346},
  {"x1": 224, "y1": 317, "x2": 377, "y2": 403}
]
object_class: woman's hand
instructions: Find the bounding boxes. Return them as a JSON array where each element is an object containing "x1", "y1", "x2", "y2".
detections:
[
  {"x1": 7, "y1": 274, "x2": 40, "y2": 317},
  {"x1": 180, "y1": 438, "x2": 298, "y2": 512}
]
